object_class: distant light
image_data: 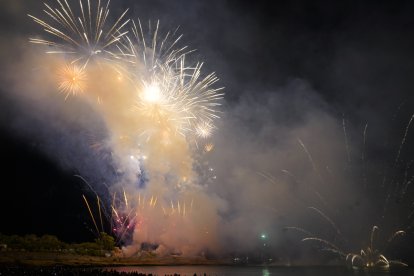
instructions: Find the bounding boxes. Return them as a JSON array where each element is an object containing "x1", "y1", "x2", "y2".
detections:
[{"x1": 261, "y1": 234, "x2": 267, "y2": 239}]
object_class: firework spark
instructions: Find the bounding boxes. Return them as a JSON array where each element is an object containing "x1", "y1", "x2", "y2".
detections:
[{"x1": 82, "y1": 194, "x2": 100, "y2": 236}]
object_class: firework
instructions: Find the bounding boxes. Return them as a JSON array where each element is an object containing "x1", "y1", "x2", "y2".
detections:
[
  {"x1": 58, "y1": 63, "x2": 87, "y2": 98},
  {"x1": 118, "y1": 19, "x2": 224, "y2": 138},
  {"x1": 94, "y1": 190, "x2": 194, "y2": 244},
  {"x1": 28, "y1": 0, "x2": 129, "y2": 67},
  {"x1": 110, "y1": 191, "x2": 137, "y2": 243},
  {"x1": 29, "y1": 1, "x2": 223, "y2": 254},
  {"x1": 203, "y1": 142, "x2": 214, "y2": 153},
  {"x1": 29, "y1": 2, "x2": 224, "y2": 138},
  {"x1": 82, "y1": 194, "x2": 100, "y2": 236},
  {"x1": 285, "y1": 114, "x2": 414, "y2": 269},
  {"x1": 195, "y1": 121, "x2": 214, "y2": 138},
  {"x1": 287, "y1": 215, "x2": 407, "y2": 270},
  {"x1": 345, "y1": 226, "x2": 408, "y2": 270}
]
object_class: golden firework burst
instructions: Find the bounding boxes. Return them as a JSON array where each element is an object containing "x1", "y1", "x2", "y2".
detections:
[{"x1": 58, "y1": 64, "x2": 87, "y2": 99}]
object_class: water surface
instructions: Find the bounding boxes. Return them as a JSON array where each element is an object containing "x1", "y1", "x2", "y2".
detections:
[{"x1": 108, "y1": 266, "x2": 414, "y2": 276}]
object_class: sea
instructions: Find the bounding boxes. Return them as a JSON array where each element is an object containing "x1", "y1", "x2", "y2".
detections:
[{"x1": 106, "y1": 266, "x2": 414, "y2": 276}]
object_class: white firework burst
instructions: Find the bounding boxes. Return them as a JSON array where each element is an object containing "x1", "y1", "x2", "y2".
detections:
[
  {"x1": 117, "y1": 19, "x2": 224, "y2": 137},
  {"x1": 28, "y1": 0, "x2": 130, "y2": 67}
]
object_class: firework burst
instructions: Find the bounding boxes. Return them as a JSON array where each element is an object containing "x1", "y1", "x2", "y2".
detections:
[
  {"x1": 285, "y1": 114, "x2": 414, "y2": 269},
  {"x1": 118, "y1": 19, "x2": 224, "y2": 138},
  {"x1": 195, "y1": 121, "x2": 214, "y2": 138},
  {"x1": 28, "y1": 0, "x2": 129, "y2": 67},
  {"x1": 203, "y1": 142, "x2": 214, "y2": 153},
  {"x1": 82, "y1": 188, "x2": 195, "y2": 245},
  {"x1": 345, "y1": 226, "x2": 408, "y2": 270},
  {"x1": 58, "y1": 63, "x2": 87, "y2": 98},
  {"x1": 287, "y1": 212, "x2": 407, "y2": 270}
]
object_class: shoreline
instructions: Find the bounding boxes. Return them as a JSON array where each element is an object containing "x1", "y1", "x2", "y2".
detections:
[
  {"x1": 0, "y1": 251, "x2": 344, "y2": 268},
  {"x1": 0, "y1": 251, "x2": 232, "y2": 267}
]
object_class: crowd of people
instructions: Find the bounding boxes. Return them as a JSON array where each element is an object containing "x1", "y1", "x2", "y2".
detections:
[{"x1": 0, "y1": 266, "x2": 208, "y2": 276}]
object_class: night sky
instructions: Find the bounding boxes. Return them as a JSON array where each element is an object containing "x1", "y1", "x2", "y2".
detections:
[{"x1": 1, "y1": 0, "x2": 414, "y2": 265}]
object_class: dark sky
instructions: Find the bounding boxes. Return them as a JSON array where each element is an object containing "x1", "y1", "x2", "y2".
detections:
[{"x1": 1, "y1": 0, "x2": 414, "y2": 264}]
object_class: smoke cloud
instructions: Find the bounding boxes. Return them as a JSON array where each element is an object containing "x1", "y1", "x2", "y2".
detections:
[{"x1": 1, "y1": 0, "x2": 414, "y2": 265}]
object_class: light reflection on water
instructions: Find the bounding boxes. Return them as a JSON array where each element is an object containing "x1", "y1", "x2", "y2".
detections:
[{"x1": 106, "y1": 266, "x2": 413, "y2": 276}]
